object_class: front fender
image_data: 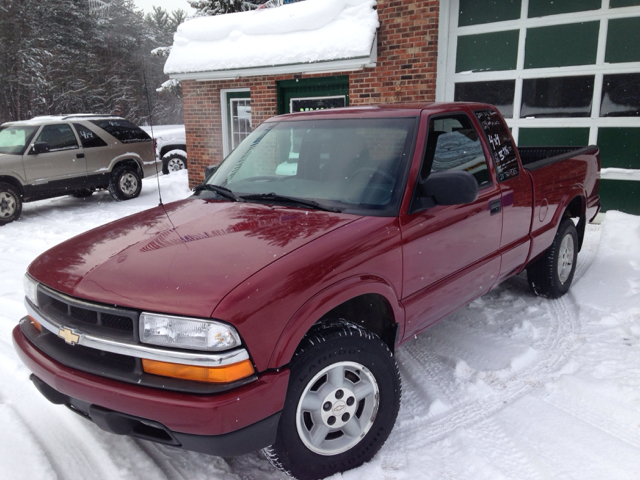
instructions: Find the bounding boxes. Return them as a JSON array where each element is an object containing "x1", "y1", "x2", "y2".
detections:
[{"x1": 268, "y1": 275, "x2": 404, "y2": 369}]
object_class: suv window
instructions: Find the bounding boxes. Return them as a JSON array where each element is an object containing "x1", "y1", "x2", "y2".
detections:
[
  {"x1": 73, "y1": 123, "x2": 108, "y2": 148},
  {"x1": 422, "y1": 114, "x2": 491, "y2": 187},
  {"x1": 35, "y1": 124, "x2": 79, "y2": 151},
  {"x1": 91, "y1": 119, "x2": 151, "y2": 144}
]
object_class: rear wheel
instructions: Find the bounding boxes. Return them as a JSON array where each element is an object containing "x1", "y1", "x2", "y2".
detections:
[
  {"x1": 108, "y1": 165, "x2": 141, "y2": 201},
  {"x1": 0, "y1": 182, "x2": 22, "y2": 225},
  {"x1": 527, "y1": 217, "x2": 578, "y2": 298},
  {"x1": 264, "y1": 321, "x2": 401, "y2": 480}
]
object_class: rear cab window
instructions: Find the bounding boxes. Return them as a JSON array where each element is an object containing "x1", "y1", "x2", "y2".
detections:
[
  {"x1": 474, "y1": 109, "x2": 519, "y2": 182},
  {"x1": 90, "y1": 119, "x2": 151, "y2": 144}
]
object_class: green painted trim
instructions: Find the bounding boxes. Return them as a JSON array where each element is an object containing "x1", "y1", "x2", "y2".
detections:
[
  {"x1": 276, "y1": 76, "x2": 349, "y2": 115},
  {"x1": 525, "y1": 22, "x2": 599, "y2": 69},
  {"x1": 599, "y1": 179, "x2": 640, "y2": 214},
  {"x1": 456, "y1": 30, "x2": 519, "y2": 73},
  {"x1": 605, "y1": 17, "x2": 640, "y2": 64},
  {"x1": 518, "y1": 128, "x2": 590, "y2": 146},
  {"x1": 458, "y1": 0, "x2": 521, "y2": 27}
]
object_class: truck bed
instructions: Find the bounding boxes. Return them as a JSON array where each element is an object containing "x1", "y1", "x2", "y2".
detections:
[{"x1": 519, "y1": 145, "x2": 599, "y2": 171}]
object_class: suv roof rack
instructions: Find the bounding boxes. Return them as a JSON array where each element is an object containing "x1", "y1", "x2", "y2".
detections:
[{"x1": 61, "y1": 114, "x2": 123, "y2": 120}]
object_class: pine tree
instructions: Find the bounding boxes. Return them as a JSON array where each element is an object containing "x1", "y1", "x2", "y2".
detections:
[{"x1": 187, "y1": 0, "x2": 267, "y2": 17}]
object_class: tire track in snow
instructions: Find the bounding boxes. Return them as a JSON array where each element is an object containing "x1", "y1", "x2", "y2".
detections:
[
  {"x1": 540, "y1": 374, "x2": 640, "y2": 449},
  {"x1": 392, "y1": 227, "x2": 602, "y2": 448}
]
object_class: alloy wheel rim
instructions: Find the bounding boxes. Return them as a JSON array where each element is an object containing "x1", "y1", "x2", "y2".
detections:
[
  {"x1": 296, "y1": 361, "x2": 379, "y2": 456},
  {"x1": 0, "y1": 191, "x2": 17, "y2": 218},
  {"x1": 557, "y1": 233, "x2": 574, "y2": 284}
]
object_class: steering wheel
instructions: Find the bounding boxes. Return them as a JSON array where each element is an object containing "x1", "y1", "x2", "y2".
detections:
[{"x1": 350, "y1": 167, "x2": 395, "y2": 184}]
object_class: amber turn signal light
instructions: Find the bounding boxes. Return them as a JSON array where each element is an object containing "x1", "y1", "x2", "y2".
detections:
[
  {"x1": 28, "y1": 315, "x2": 42, "y2": 332},
  {"x1": 142, "y1": 358, "x2": 255, "y2": 384}
]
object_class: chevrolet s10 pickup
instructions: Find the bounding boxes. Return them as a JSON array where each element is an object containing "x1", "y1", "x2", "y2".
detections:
[{"x1": 13, "y1": 103, "x2": 600, "y2": 480}]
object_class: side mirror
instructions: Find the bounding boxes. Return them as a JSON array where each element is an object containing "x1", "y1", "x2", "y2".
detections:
[
  {"x1": 418, "y1": 170, "x2": 479, "y2": 206},
  {"x1": 30, "y1": 142, "x2": 50, "y2": 155},
  {"x1": 204, "y1": 164, "x2": 219, "y2": 180}
]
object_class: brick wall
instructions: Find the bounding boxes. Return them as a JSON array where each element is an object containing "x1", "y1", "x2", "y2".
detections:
[{"x1": 183, "y1": 0, "x2": 440, "y2": 187}]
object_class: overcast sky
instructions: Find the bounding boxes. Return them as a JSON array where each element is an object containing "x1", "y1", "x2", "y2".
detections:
[{"x1": 133, "y1": 0, "x2": 194, "y2": 14}]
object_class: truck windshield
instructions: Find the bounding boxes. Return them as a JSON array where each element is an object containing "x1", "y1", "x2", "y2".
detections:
[
  {"x1": 207, "y1": 117, "x2": 417, "y2": 216},
  {"x1": 0, "y1": 126, "x2": 39, "y2": 155}
]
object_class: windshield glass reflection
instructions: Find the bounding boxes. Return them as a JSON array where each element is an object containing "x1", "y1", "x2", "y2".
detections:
[{"x1": 206, "y1": 118, "x2": 416, "y2": 216}]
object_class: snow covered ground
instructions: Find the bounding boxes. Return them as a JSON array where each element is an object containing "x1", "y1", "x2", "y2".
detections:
[{"x1": 1, "y1": 170, "x2": 639, "y2": 479}]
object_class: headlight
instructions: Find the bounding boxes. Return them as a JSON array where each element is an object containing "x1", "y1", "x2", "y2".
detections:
[
  {"x1": 139, "y1": 313, "x2": 241, "y2": 352},
  {"x1": 24, "y1": 274, "x2": 39, "y2": 307}
]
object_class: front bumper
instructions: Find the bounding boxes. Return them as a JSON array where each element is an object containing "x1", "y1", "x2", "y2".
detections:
[{"x1": 13, "y1": 325, "x2": 289, "y2": 454}]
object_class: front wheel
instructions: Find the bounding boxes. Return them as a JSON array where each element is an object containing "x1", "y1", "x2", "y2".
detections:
[
  {"x1": 0, "y1": 182, "x2": 22, "y2": 225},
  {"x1": 108, "y1": 165, "x2": 141, "y2": 201},
  {"x1": 527, "y1": 217, "x2": 578, "y2": 298},
  {"x1": 265, "y1": 321, "x2": 401, "y2": 480}
]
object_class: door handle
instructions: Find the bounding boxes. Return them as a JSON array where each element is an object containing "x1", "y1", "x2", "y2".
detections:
[
  {"x1": 76, "y1": 153, "x2": 85, "y2": 158},
  {"x1": 489, "y1": 199, "x2": 502, "y2": 215}
]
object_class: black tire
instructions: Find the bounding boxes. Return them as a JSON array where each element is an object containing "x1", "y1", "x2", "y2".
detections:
[
  {"x1": 71, "y1": 188, "x2": 94, "y2": 198},
  {"x1": 0, "y1": 182, "x2": 22, "y2": 225},
  {"x1": 108, "y1": 165, "x2": 142, "y2": 201},
  {"x1": 162, "y1": 153, "x2": 187, "y2": 175},
  {"x1": 527, "y1": 217, "x2": 578, "y2": 298},
  {"x1": 264, "y1": 321, "x2": 401, "y2": 480}
]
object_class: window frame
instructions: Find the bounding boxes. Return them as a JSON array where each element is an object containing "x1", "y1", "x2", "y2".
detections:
[{"x1": 437, "y1": 0, "x2": 640, "y2": 146}]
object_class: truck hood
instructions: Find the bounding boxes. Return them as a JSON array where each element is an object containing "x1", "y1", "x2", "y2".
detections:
[{"x1": 28, "y1": 198, "x2": 358, "y2": 317}]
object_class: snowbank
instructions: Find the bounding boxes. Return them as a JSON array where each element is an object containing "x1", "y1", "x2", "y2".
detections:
[{"x1": 164, "y1": 0, "x2": 378, "y2": 75}]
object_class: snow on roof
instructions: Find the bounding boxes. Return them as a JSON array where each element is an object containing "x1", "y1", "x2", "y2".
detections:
[{"x1": 164, "y1": 0, "x2": 378, "y2": 79}]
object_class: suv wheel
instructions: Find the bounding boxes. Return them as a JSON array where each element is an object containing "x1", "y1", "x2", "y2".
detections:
[
  {"x1": 108, "y1": 165, "x2": 141, "y2": 201},
  {"x1": 264, "y1": 321, "x2": 401, "y2": 480},
  {"x1": 162, "y1": 153, "x2": 187, "y2": 175},
  {"x1": 0, "y1": 183, "x2": 22, "y2": 225}
]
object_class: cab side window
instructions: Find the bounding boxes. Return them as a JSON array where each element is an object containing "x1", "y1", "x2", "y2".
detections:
[
  {"x1": 422, "y1": 114, "x2": 491, "y2": 187},
  {"x1": 35, "y1": 124, "x2": 78, "y2": 152},
  {"x1": 73, "y1": 123, "x2": 108, "y2": 148}
]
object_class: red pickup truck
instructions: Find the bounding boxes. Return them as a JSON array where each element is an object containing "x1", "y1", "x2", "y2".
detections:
[{"x1": 13, "y1": 103, "x2": 600, "y2": 480}]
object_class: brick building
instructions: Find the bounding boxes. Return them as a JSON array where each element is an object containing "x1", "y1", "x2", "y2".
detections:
[{"x1": 168, "y1": 0, "x2": 640, "y2": 214}]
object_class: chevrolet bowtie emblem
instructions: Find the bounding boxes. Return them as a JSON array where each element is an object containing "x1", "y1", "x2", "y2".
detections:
[{"x1": 58, "y1": 327, "x2": 80, "y2": 345}]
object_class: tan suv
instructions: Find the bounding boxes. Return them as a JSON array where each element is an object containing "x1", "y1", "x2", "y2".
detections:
[{"x1": 0, "y1": 114, "x2": 159, "y2": 225}]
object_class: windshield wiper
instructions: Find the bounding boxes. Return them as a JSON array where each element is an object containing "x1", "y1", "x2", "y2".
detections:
[
  {"x1": 240, "y1": 193, "x2": 343, "y2": 213},
  {"x1": 193, "y1": 184, "x2": 242, "y2": 202}
]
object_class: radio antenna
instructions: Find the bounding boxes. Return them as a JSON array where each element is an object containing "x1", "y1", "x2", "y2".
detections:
[{"x1": 143, "y1": 70, "x2": 163, "y2": 206}]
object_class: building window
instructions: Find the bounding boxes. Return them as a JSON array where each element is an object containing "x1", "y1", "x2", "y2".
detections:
[
  {"x1": 605, "y1": 17, "x2": 640, "y2": 64},
  {"x1": 524, "y1": 22, "x2": 599, "y2": 69},
  {"x1": 222, "y1": 90, "x2": 251, "y2": 157},
  {"x1": 600, "y1": 73, "x2": 640, "y2": 117},
  {"x1": 458, "y1": 0, "x2": 521, "y2": 27},
  {"x1": 456, "y1": 30, "x2": 519, "y2": 73},
  {"x1": 454, "y1": 80, "x2": 515, "y2": 118},
  {"x1": 528, "y1": 0, "x2": 600, "y2": 18},
  {"x1": 230, "y1": 98, "x2": 252, "y2": 150},
  {"x1": 521, "y1": 76, "x2": 595, "y2": 118}
]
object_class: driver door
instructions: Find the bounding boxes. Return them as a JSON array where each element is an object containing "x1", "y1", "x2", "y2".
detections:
[
  {"x1": 400, "y1": 111, "x2": 503, "y2": 339},
  {"x1": 25, "y1": 123, "x2": 87, "y2": 188}
]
